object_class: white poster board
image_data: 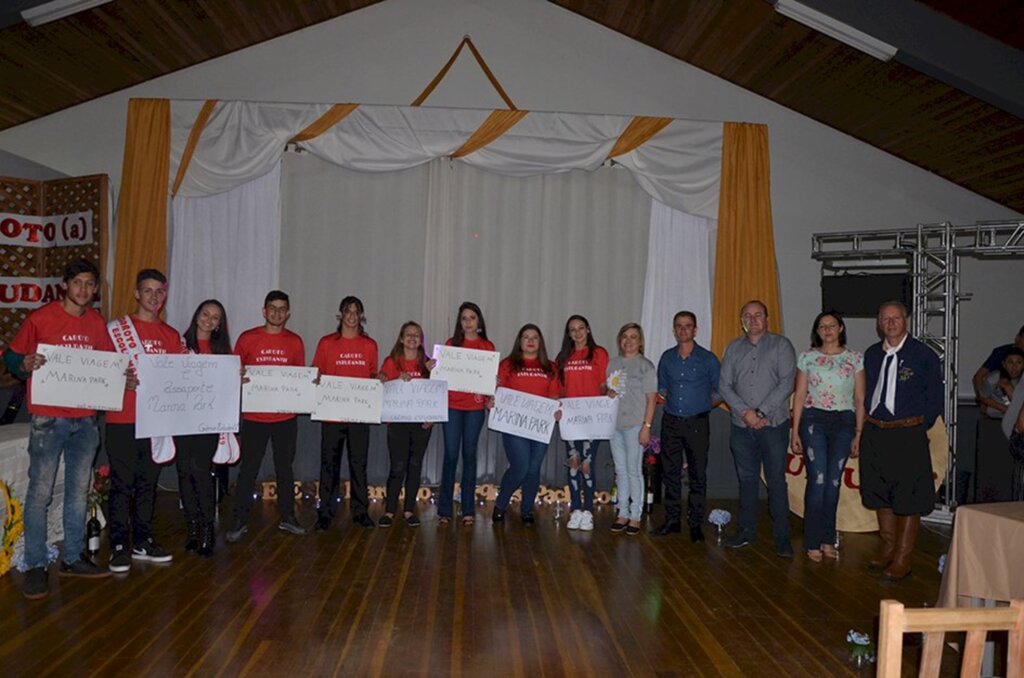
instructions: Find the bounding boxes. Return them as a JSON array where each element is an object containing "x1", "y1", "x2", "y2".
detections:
[
  {"x1": 430, "y1": 344, "x2": 500, "y2": 396},
  {"x1": 487, "y1": 386, "x2": 560, "y2": 444},
  {"x1": 312, "y1": 376, "x2": 383, "y2": 423},
  {"x1": 135, "y1": 354, "x2": 241, "y2": 437},
  {"x1": 242, "y1": 365, "x2": 317, "y2": 414},
  {"x1": 31, "y1": 343, "x2": 128, "y2": 411},
  {"x1": 558, "y1": 396, "x2": 619, "y2": 441},
  {"x1": 381, "y1": 379, "x2": 449, "y2": 422}
]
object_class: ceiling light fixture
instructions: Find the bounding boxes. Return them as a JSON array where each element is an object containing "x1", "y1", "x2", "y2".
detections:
[
  {"x1": 774, "y1": 0, "x2": 898, "y2": 62},
  {"x1": 21, "y1": 0, "x2": 113, "y2": 27}
]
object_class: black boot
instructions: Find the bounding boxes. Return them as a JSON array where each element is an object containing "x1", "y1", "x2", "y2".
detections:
[
  {"x1": 197, "y1": 522, "x2": 215, "y2": 558},
  {"x1": 184, "y1": 521, "x2": 200, "y2": 552}
]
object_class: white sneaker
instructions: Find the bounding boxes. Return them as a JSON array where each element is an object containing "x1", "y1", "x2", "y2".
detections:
[
  {"x1": 579, "y1": 510, "x2": 594, "y2": 531},
  {"x1": 566, "y1": 510, "x2": 583, "y2": 529}
]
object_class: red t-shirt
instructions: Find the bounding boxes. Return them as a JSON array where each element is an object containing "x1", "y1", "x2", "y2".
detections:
[
  {"x1": 380, "y1": 355, "x2": 426, "y2": 380},
  {"x1": 9, "y1": 301, "x2": 115, "y2": 418},
  {"x1": 312, "y1": 333, "x2": 378, "y2": 379},
  {"x1": 559, "y1": 346, "x2": 609, "y2": 397},
  {"x1": 106, "y1": 316, "x2": 186, "y2": 425},
  {"x1": 498, "y1": 357, "x2": 561, "y2": 398},
  {"x1": 235, "y1": 326, "x2": 306, "y2": 423},
  {"x1": 445, "y1": 336, "x2": 497, "y2": 411}
]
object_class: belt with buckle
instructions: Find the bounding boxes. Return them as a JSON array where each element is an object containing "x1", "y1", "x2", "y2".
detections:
[{"x1": 866, "y1": 415, "x2": 924, "y2": 429}]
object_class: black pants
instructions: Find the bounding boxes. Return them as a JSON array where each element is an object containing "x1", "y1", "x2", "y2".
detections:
[
  {"x1": 860, "y1": 423, "x2": 935, "y2": 515},
  {"x1": 232, "y1": 419, "x2": 298, "y2": 526},
  {"x1": 175, "y1": 434, "x2": 217, "y2": 524},
  {"x1": 106, "y1": 423, "x2": 162, "y2": 547},
  {"x1": 660, "y1": 412, "x2": 709, "y2": 527},
  {"x1": 318, "y1": 422, "x2": 370, "y2": 520},
  {"x1": 385, "y1": 423, "x2": 432, "y2": 514}
]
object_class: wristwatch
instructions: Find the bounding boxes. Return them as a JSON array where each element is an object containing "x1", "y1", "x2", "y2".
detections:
[{"x1": 755, "y1": 409, "x2": 766, "y2": 420}]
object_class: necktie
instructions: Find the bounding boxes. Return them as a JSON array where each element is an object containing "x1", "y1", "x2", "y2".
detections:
[{"x1": 878, "y1": 354, "x2": 895, "y2": 415}]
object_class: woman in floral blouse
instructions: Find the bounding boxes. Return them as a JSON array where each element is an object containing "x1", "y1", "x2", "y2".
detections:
[{"x1": 791, "y1": 310, "x2": 865, "y2": 562}]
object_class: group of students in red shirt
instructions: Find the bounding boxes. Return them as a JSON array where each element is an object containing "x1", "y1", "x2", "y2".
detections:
[{"x1": 9, "y1": 260, "x2": 614, "y2": 601}]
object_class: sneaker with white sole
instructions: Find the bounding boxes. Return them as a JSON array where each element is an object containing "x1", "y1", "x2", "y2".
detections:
[
  {"x1": 109, "y1": 544, "x2": 131, "y2": 573},
  {"x1": 132, "y1": 539, "x2": 173, "y2": 563},
  {"x1": 566, "y1": 510, "x2": 583, "y2": 530},
  {"x1": 278, "y1": 520, "x2": 306, "y2": 535},
  {"x1": 579, "y1": 510, "x2": 594, "y2": 531}
]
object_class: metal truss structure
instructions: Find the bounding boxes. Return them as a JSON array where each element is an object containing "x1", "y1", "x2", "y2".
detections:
[{"x1": 812, "y1": 221, "x2": 1024, "y2": 523}]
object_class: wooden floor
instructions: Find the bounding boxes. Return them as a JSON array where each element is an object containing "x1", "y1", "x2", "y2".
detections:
[{"x1": 1, "y1": 492, "x2": 959, "y2": 677}]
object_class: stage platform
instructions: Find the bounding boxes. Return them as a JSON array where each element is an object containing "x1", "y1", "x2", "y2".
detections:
[{"x1": 0, "y1": 493, "x2": 958, "y2": 676}]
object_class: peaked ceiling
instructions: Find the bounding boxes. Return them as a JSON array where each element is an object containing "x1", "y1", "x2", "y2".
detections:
[{"x1": 0, "y1": 0, "x2": 1022, "y2": 213}]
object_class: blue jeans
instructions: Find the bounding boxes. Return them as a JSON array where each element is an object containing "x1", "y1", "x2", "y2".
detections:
[
  {"x1": 730, "y1": 422, "x2": 791, "y2": 546},
  {"x1": 799, "y1": 408, "x2": 855, "y2": 551},
  {"x1": 24, "y1": 415, "x2": 99, "y2": 568},
  {"x1": 439, "y1": 408, "x2": 485, "y2": 518},
  {"x1": 496, "y1": 433, "x2": 549, "y2": 516},
  {"x1": 609, "y1": 426, "x2": 643, "y2": 521},
  {"x1": 565, "y1": 439, "x2": 596, "y2": 512}
]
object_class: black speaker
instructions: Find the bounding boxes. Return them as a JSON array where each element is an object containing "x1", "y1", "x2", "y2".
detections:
[{"x1": 821, "y1": 273, "x2": 912, "y2": 317}]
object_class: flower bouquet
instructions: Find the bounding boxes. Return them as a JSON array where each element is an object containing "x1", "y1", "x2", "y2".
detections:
[
  {"x1": 846, "y1": 630, "x2": 876, "y2": 667},
  {"x1": 708, "y1": 508, "x2": 732, "y2": 544},
  {"x1": 643, "y1": 436, "x2": 660, "y2": 513},
  {"x1": 87, "y1": 464, "x2": 111, "y2": 527}
]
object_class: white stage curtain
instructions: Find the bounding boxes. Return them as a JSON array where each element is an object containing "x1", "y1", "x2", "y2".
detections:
[
  {"x1": 169, "y1": 101, "x2": 723, "y2": 219},
  {"x1": 641, "y1": 200, "x2": 716, "y2": 364},
  {"x1": 167, "y1": 163, "x2": 281, "y2": 336},
  {"x1": 278, "y1": 154, "x2": 651, "y2": 483}
]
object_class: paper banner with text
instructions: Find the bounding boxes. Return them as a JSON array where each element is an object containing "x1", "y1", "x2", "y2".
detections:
[
  {"x1": 0, "y1": 211, "x2": 94, "y2": 248},
  {"x1": 558, "y1": 396, "x2": 619, "y2": 441},
  {"x1": 31, "y1": 343, "x2": 127, "y2": 411},
  {"x1": 430, "y1": 344, "x2": 500, "y2": 396},
  {"x1": 134, "y1": 353, "x2": 241, "y2": 438},
  {"x1": 313, "y1": 376, "x2": 383, "y2": 423},
  {"x1": 0, "y1": 277, "x2": 66, "y2": 310},
  {"x1": 488, "y1": 386, "x2": 560, "y2": 444},
  {"x1": 242, "y1": 365, "x2": 317, "y2": 414},
  {"x1": 381, "y1": 378, "x2": 449, "y2": 422}
]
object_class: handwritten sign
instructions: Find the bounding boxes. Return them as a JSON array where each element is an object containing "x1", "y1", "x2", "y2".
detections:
[
  {"x1": 31, "y1": 343, "x2": 127, "y2": 411},
  {"x1": 487, "y1": 387, "x2": 560, "y2": 444},
  {"x1": 558, "y1": 396, "x2": 619, "y2": 441},
  {"x1": 430, "y1": 344, "x2": 500, "y2": 396},
  {"x1": 312, "y1": 376, "x2": 383, "y2": 423},
  {"x1": 381, "y1": 379, "x2": 448, "y2": 422},
  {"x1": 134, "y1": 354, "x2": 241, "y2": 438},
  {"x1": 242, "y1": 365, "x2": 317, "y2": 414}
]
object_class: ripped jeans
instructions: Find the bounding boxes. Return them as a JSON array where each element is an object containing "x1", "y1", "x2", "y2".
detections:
[
  {"x1": 565, "y1": 439, "x2": 596, "y2": 512},
  {"x1": 798, "y1": 408, "x2": 855, "y2": 551}
]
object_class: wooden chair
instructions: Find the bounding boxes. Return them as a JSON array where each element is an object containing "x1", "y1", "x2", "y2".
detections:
[{"x1": 878, "y1": 599, "x2": 1024, "y2": 677}]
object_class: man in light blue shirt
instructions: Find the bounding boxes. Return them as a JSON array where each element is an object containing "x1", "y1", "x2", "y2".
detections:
[
  {"x1": 718, "y1": 300, "x2": 796, "y2": 557},
  {"x1": 656, "y1": 311, "x2": 720, "y2": 541}
]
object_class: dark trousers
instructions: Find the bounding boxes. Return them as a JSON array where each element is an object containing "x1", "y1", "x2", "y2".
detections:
[
  {"x1": 318, "y1": 422, "x2": 370, "y2": 519},
  {"x1": 860, "y1": 423, "x2": 935, "y2": 515},
  {"x1": 232, "y1": 419, "x2": 298, "y2": 526},
  {"x1": 106, "y1": 423, "x2": 162, "y2": 547},
  {"x1": 660, "y1": 412, "x2": 709, "y2": 527},
  {"x1": 385, "y1": 423, "x2": 432, "y2": 514},
  {"x1": 175, "y1": 433, "x2": 217, "y2": 523}
]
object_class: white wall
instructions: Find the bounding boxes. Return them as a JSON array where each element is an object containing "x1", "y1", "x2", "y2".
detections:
[
  {"x1": 0, "y1": 0, "x2": 1019, "y2": 378},
  {"x1": 0, "y1": 149, "x2": 66, "y2": 181}
]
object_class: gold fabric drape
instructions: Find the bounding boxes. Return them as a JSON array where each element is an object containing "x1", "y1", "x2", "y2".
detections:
[
  {"x1": 711, "y1": 122, "x2": 781, "y2": 359},
  {"x1": 607, "y1": 116, "x2": 673, "y2": 159},
  {"x1": 451, "y1": 109, "x2": 528, "y2": 158},
  {"x1": 112, "y1": 98, "x2": 170, "y2": 319},
  {"x1": 171, "y1": 99, "x2": 218, "y2": 197},
  {"x1": 290, "y1": 104, "x2": 359, "y2": 142}
]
